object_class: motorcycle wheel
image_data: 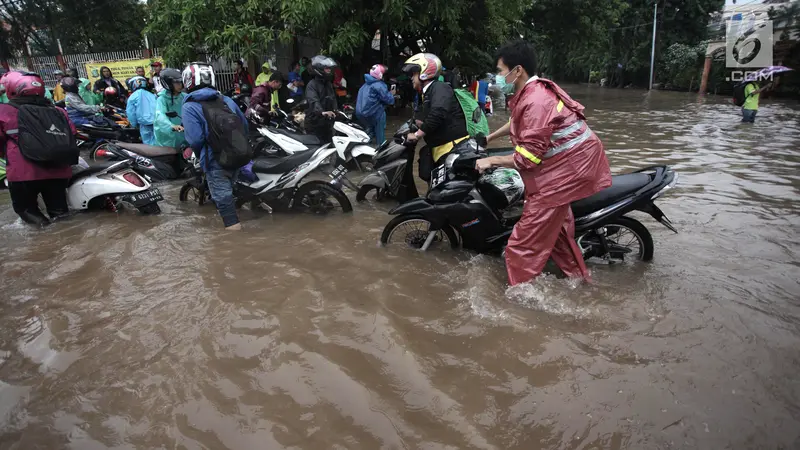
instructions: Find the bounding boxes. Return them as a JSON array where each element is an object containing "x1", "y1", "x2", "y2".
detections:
[
  {"x1": 576, "y1": 216, "x2": 654, "y2": 263},
  {"x1": 380, "y1": 214, "x2": 459, "y2": 251},
  {"x1": 138, "y1": 203, "x2": 161, "y2": 215},
  {"x1": 355, "y1": 185, "x2": 385, "y2": 202},
  {"x1": 91, "y1": 142, "x2": 113, "y2": 161},
  {"x1": 291, "y1": 180, "x2": 353, "y2": 214},
  {"x1": 179, "y1": 181, "x2": 211, "y2": 206}
]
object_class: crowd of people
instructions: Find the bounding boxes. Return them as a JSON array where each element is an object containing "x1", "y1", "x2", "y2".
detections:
[
  {"x1": 8, "y1": 38, "x2": 751, "y2": 287},
  {"x1": 0, "y1": 40, "x2": 617, "y2": 286}
]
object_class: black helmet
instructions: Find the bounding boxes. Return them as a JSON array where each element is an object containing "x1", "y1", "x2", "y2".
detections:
[
  {"x1": 311, "y1": 55, "x2": 337, "y2": 79},
  {"x1": 239, "y1": 83, "x2": 252, "y2": 95},
  {"x1": 60, "y1": 76, "x2": 80, "y2": 94},
  {"x1": 66, "y1": 67, "x2": 79, "y2": 79},
  {"x1": 159, "y1": 68, "x2": 182, "y2": 91}
]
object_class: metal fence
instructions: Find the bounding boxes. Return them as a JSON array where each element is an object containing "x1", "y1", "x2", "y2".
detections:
[{"x1": 5, "y1": 36, "x2": 322, "y2": 92}]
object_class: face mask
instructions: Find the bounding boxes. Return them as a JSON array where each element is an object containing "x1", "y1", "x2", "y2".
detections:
[{"x1": 496, "y1": 67, "x2": 519, "y2": 95}]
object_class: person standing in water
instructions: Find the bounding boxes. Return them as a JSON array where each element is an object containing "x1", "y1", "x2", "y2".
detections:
[
  {"x1": 475, "y1": 40, "x2": 611, "y2": 286},
  {"x1": 741, "y1": 80, "x2": 772, "y2": 123}
]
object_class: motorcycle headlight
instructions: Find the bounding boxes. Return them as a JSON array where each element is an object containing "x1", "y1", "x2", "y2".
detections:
[{"x1": 320, "y1": 154, "x2": 334, "y2": 167}]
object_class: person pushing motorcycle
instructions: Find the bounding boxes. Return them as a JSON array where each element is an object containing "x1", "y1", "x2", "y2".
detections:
[
  {"x1": 401, "y1": 53, "x2": 468, "y2": 201},
  {"x1": 475, "y1": 40, "x2": 611, "y2": 286}
]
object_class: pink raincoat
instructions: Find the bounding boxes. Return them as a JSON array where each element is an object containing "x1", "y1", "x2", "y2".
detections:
[
  {"x1": 0, "y1": 103, "x2": 75, "y2": 182},
  {"x1": 505, "y1": 78, "x2": 611, "y2": 285}
]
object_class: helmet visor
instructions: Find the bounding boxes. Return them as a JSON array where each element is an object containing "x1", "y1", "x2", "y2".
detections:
[{"x1": 401, "y1": 64, "x2": 420, "y2": 75}]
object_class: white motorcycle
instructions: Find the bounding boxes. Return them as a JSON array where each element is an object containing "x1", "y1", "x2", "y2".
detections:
[
  {"x1": 179, "y1": 144, "x2": 352, "y2": 214},
  {"x1": 68, "y1": 159, "x2": 163, "y2": 214},
  {"x1": 253, "y1": 108, "x2": 376, "y2": 171}
]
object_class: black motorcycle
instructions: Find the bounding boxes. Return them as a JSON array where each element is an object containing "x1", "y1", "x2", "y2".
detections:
[
  {"x1": 73, "y1": 105, "x2": 141, "y2": 152},
  {"x1": 357, "y1": 120, "x2": 505, "y2": 202},
  {"x1": 91, "y1": 140, "x2": 192, "y2": 181},
  {"x1": 380, "y1": 147, "x2": 678, "y2": 263}
]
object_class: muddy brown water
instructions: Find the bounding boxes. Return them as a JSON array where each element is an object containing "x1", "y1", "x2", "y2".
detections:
[{"x1": 1, "y1": 86, "x2": 799, "y2": 449}]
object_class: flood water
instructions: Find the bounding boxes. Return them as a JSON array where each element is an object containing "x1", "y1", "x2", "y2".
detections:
[{"x1": 1, "y1": 86, "x2": 799, "y2": 449}]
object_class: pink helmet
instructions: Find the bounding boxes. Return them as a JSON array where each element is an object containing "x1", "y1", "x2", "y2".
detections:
[
  {"x1": 5, "y1": 72, "x2": 45, "y2": 99},
  {"x1": 0, "y1": 71, "x2": 21, "y2": 93},
  {"x1": 369, "y1": 64, "x2": 387, "y2": 80}
]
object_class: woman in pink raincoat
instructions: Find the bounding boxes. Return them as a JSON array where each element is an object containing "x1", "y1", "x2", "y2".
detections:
[{"x1": 476, "y1": 41, "x2": 612, "y2": 285}]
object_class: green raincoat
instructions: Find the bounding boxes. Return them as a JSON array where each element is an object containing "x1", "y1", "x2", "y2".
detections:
[
  {"x1": 255, "y1": 62, "x2": 279, "y2": 111},
  {"x1": 0, "y1": 93, "x2": 7, "y2": 104},
  {"x1": 79, "y1": 78, "x2": 102, "y2": 105},
  {"x1": 154, "y1": 89, "x2": 186, "y2": 148}
]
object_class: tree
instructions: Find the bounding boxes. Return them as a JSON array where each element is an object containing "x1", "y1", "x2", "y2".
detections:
[
  {"x1": 518, "y1": 0, "x2": 724, "y2": 86},
  {"x1": 0, "y1": 0, "x2": 147, "y2": 57},
  {"x1": 146, "y1": 0, "x2": 528, "y2": 75}
]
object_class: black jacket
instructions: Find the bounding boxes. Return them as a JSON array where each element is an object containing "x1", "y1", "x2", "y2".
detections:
[
  {"x1": 304, "y1": 76, "x2": 337, "y2": 138},
  {"x1": 418, "y1": 81, "x2": 467, "y2": 148}
]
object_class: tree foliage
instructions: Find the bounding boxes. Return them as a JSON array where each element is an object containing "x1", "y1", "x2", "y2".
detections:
[
  {"x1": 520, "y1": 0, "x2": 724, "y2": 86},
  {"x1": 0, "y1": 0, "x2": 147, "y2": 57},
  {"x1": 146, "y1": 0, "x2": 524, "y2": 74}
]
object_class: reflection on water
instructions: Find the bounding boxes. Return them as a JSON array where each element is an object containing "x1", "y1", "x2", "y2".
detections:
[{"x1": 0, "y1": 87, "x2": 799, "y2": 449}]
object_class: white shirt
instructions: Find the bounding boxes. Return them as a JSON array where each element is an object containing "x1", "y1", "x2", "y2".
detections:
[{"x1": 152, "y1": 75, "x2": 164, "y2": 93}]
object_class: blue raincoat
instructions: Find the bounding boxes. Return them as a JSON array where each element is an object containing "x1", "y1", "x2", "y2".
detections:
[
  {"x1": 154, "y1": 89, "x2": 186, "y2": 148},
  {"x1": 182, "y1": 87, "x2": 248, "y2": 171},
  {"x1": 356, "y1": 74, "x2": 394, "y2": 144},
  {"x1": 126, "y1": 88, "x2": 157, "y2": 145}
]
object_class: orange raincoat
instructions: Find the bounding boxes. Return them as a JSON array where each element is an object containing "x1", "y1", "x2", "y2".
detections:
[{"x1": 506, "y1": 77, "x2": 611, "y2": 285}]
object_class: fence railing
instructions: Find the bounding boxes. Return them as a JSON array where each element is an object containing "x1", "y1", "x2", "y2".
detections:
[{"x1": 3, "y1": 37, "x2": 322, "y2": 92}]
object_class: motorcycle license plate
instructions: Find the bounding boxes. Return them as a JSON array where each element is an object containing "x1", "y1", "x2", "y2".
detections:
[
  {"x1": 329, "y1": 164, "x2": 348, "y2": 182},
  {"x1": 125, "y1": 188, "x2": 163, "y2": 207},
  {"x1": 430, "y1": 165, "x2": 446, "y2": 188}
]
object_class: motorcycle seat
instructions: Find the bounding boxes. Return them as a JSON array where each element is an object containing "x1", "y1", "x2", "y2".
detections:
[
  {"x1": 78, "y1": 123, "x2": 117, "y2": 131},
  {"x1": 68, "y1": 161, "x2": 122, "y2": 185},
  {"x1": 571, "y1": 173, "x2": 652, "y2": 218},
  {"x1": 113, "y1": 141, "x2": 178, "y2": 157},
  {"x1": 251, "y1": 151, "x2": 315, "y2": 174},
  {"x1": 271, "y1": 127, "x2": 322, "y2": 146}
]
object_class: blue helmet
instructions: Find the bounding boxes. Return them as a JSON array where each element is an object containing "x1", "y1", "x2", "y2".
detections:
[{"x1": 127, "y1": 76, "x2": 148, "y2": 92}]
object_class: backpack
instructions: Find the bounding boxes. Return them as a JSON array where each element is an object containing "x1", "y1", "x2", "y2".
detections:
[
  {"x1": 8, "y1": 103, "x2": 78, "y2": 166},
  {"x1": 732, "y1": 82, "x2": 748, "y2": 107},
  {"x1": 198, "y1": 96, "x2": 252, "y2": 170},
  {"x1": 453, "y1": 88, "x2": 490, "y2": 139}
]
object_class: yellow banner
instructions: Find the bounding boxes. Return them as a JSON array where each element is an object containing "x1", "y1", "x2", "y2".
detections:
[{"x1": 84, "y1": 58, "x2": 164, "y2": 89}]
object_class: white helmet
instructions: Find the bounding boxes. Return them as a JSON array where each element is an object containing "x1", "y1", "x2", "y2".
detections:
[{"x1": 182, "y1": 62, "x2": 216, "y2": 92}]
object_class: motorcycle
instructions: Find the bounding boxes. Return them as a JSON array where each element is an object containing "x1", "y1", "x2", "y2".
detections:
[
  {"x1": 68, "y1": 159, "x2": 163, "y2": 214},
  {"x1": 223, "y1": 87, "x2": 251, "y2": 114},
  {"x1": 356, "y1": 120, "x2": 415, "y2": 202},
  {"x1": 74, "y1": 105, "x2": 140, "y2": 151},
  {"x1": 90, "y1": 140, "x2": 191, "y2": 181},
  {"x1": 357, "y1": 120, "x2": 503, "y2": 202},
  {"x1": 380, "y1": 146, "x2": 679, "y2": 264},
  {"x1": 179, "y1": 143, "x2": 353, "y2": 215},
  {"x1": 251, "y1": 108, "x2": 375, "y2": 173}
]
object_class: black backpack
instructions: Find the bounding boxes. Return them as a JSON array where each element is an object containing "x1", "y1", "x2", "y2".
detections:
[
  {"x1": 9, "y1": 103, "x2": 78, "y2": 166},
  {"x1": 198, "y1": 96, "x2": 252, "y2": 170},
  {"x1": 732, "y1": 82, "x2": 748, "y2": 107}
]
